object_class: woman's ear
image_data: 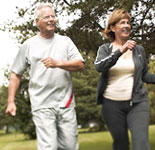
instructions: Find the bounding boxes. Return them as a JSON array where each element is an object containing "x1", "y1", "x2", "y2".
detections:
[{"x1": 110, "y1": 25, "x2": 115, "y2": 32}]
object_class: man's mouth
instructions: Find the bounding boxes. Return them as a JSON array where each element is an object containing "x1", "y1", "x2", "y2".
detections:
[{"x1": 47, "y1": 22, "x2": 55, "y2": 27}]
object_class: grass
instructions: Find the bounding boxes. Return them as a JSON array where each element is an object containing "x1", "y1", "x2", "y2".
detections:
[
  {"x1": 0, "y1": 125, "x2": 155, "y2": 150},
  {"x1": 0, "y1": 133, "x2": 36, "y2": 150},
  {"x1": 79, "y1": 131, "x2": 112, "y2": 150}
]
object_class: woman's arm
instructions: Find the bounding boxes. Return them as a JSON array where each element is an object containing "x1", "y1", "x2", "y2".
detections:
[
  {"x1": 94, "y1": 44, "x2": 122, "y2": 72},
  {"x1": 141, "y1": 46, "x2": 155, "y2": 84}
]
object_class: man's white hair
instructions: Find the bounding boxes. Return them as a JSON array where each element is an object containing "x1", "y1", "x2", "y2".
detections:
[{"x1": 34, "y1": 2, "x2": 54, "y2": 20}]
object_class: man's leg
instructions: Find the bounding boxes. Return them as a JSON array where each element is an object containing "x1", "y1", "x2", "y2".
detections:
[
  {"x1": 127, "y1": 101, "x2": 150, "y2": 150},
  {"x1": 57, "y1": 108, "x2": 78, "y2": 150},
  {"x1": 32, "y1": 108, "x2": 58, "y2": 150}
]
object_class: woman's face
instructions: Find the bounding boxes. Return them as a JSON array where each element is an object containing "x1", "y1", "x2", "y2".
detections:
[{"x1": 111, "y1": 18, "x2": 131, "y2": 41}]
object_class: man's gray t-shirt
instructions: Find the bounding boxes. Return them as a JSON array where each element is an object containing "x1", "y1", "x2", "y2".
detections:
[{"x1": 11, "y1": 33, "x2": 84, "y2": 112}]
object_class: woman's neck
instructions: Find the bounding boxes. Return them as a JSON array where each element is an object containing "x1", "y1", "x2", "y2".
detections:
[
  {"x1": 112, "y1": 38, "x2": 133, "y2": 59},
  {"x1": 112, "y1": 38, "x2": 127, "y2": 46}
]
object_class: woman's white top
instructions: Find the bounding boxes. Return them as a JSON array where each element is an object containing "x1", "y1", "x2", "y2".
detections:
[{"x1": 104, "y1": 57, "x2": 135, "y2": 101}]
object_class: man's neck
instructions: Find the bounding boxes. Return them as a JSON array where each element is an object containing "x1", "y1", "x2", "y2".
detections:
[{"x1": 40, "y1": 31, "x2": 54, "y2": 39}]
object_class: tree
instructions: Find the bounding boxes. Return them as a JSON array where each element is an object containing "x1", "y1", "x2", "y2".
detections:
[
  {"x1": 147, "y1": 59, "x2": 155, "y2": 124},
  {"x1": 0, "y1": 69, "x2": 20, "y2": 134},
  {"x1": 0, "y1": 69, "x2": 36, "y2": 138},
  {"x1": 14, "y1": 73, "x2": 36, "y2": 139},
  {"x1": 53, "y1": 0, "x2": 155, "y2": 55},
  {"x1": 2, "y1": 0, "x2": 155, "y2": 55},
  {"x1": 0, "y1": 85, "x2": 12, "y2": 134},
  {"x1": 73, "y1": 51, "x2": 104, "y2": 130}
]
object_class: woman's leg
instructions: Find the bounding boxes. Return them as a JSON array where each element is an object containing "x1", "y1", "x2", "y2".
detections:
[
  {"x1": 102, "y1": 98, "x2": 130, "y2": 150},
  {"x1": 127, "y1": 101, "x2": 150, "y2": 150}
]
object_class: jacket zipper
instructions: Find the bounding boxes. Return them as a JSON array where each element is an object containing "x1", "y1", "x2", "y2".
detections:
[{"x1": 130, "y1": 47, "x2": 137, "y2": 106}]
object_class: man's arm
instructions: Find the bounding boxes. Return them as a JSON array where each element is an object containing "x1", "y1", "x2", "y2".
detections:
[
  {"x1": 41, "y1": 58, "x2": 84, "y2": 72},
  {"x1": 5, "y1": 72, "x2": 21, "y2": 116}
]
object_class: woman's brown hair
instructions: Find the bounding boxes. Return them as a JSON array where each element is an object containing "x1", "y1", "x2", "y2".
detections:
[{"x1": 103, "y1": 9, "x2": 131, "y2": 41}]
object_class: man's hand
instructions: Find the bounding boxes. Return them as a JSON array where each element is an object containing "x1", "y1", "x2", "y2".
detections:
[
  {"x1": 41, "y1": 57, "x2": 61, "y2": 68},
  {"x1": 5, "y1": 102, "x2": 16, "y2": 116},
  {"x1": 41, "y1": 57, "x2": 84, "y2": 71}
]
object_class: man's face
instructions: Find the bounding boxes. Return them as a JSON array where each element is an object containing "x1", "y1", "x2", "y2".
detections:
[{"x1": 36, "y1": 7, "x2": 56, "y2": 36}]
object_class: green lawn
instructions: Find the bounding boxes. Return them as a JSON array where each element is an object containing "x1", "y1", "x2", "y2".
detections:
[{"x1": 0, "y1": 125, "x2": 155, "y2": 150}]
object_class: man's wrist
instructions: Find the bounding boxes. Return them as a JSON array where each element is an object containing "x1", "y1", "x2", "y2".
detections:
[
  {"x1": 8, "y1": 99, "x2": 15, "y2": 104},
  {"x1": 57, "y1": 60, "x2": 64, "y2": 68}
]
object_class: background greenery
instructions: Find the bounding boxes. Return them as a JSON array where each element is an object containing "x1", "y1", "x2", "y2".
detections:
[
  {"x1": 0, "y1": 125, "x2": 155, "y2": 150},
  {"x1": 0, "y1": 0, "x2": 155, "y2": 140}
]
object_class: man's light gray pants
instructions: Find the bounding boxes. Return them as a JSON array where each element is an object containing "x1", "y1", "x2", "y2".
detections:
[{"x1": 32, "y1": 107, "x2": 78, "y2": 150}]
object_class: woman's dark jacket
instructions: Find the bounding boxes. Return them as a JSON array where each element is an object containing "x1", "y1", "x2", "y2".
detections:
[{"x1": 94, "y1": 43, "x2": 155, "y2": 105}]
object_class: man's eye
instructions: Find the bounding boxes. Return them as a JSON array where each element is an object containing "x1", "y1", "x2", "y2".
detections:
[
  {"x1": 43, "y1": 15, "x2": 55, "y2": 19},
  {"x1": 44, "y1": 16, "x2": 49, "y2": 19}
]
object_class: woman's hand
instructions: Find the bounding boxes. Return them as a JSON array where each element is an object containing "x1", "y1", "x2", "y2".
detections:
[{"x1": 120, "y1": 40, "x2": 136, "y2": 53}]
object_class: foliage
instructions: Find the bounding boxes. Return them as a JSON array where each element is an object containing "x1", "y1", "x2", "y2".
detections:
[
  {"x1": 0, "y1": 69, "x2": 36, "y2": 139},
  {"x1": 62, "y1": 0, "x2": 155, "y2": 55},
  {"x1": 73, "y1": 51, "x2": 104, "y2": 130},
  {"x1": 15, "y1": 75, "x2": 36, "y2": 139},
  {"x1": 0, "y1": 69, "x2": 18, "y2": 134},
  {"x1": 1, "y1": 0, "x2": 155, "y2": 55},
  {"x1": 147, "y1": 59, "x2": 155, "y2": 124},
  {"x1": 0, "y1": 85, "x2": 12, "y2": 133}
]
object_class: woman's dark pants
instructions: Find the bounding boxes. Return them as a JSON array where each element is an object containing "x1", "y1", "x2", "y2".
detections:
[{"x1": 102, "y1": 98, "x2": 150, "y2": 150}]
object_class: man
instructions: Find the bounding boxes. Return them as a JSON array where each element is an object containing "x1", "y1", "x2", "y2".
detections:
[{"x1": 5, "y1": 2, "x2": 84, "y2": 150}]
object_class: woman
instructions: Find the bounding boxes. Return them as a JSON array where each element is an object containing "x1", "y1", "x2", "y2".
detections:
[{"x1": 94, "y1": 9, "x2": 155, "y2": 150}]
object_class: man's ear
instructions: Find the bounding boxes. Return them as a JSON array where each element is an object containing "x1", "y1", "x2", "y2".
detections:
[{"x1": 35, "y1": 18, "x2": 39, "y2": 26}]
